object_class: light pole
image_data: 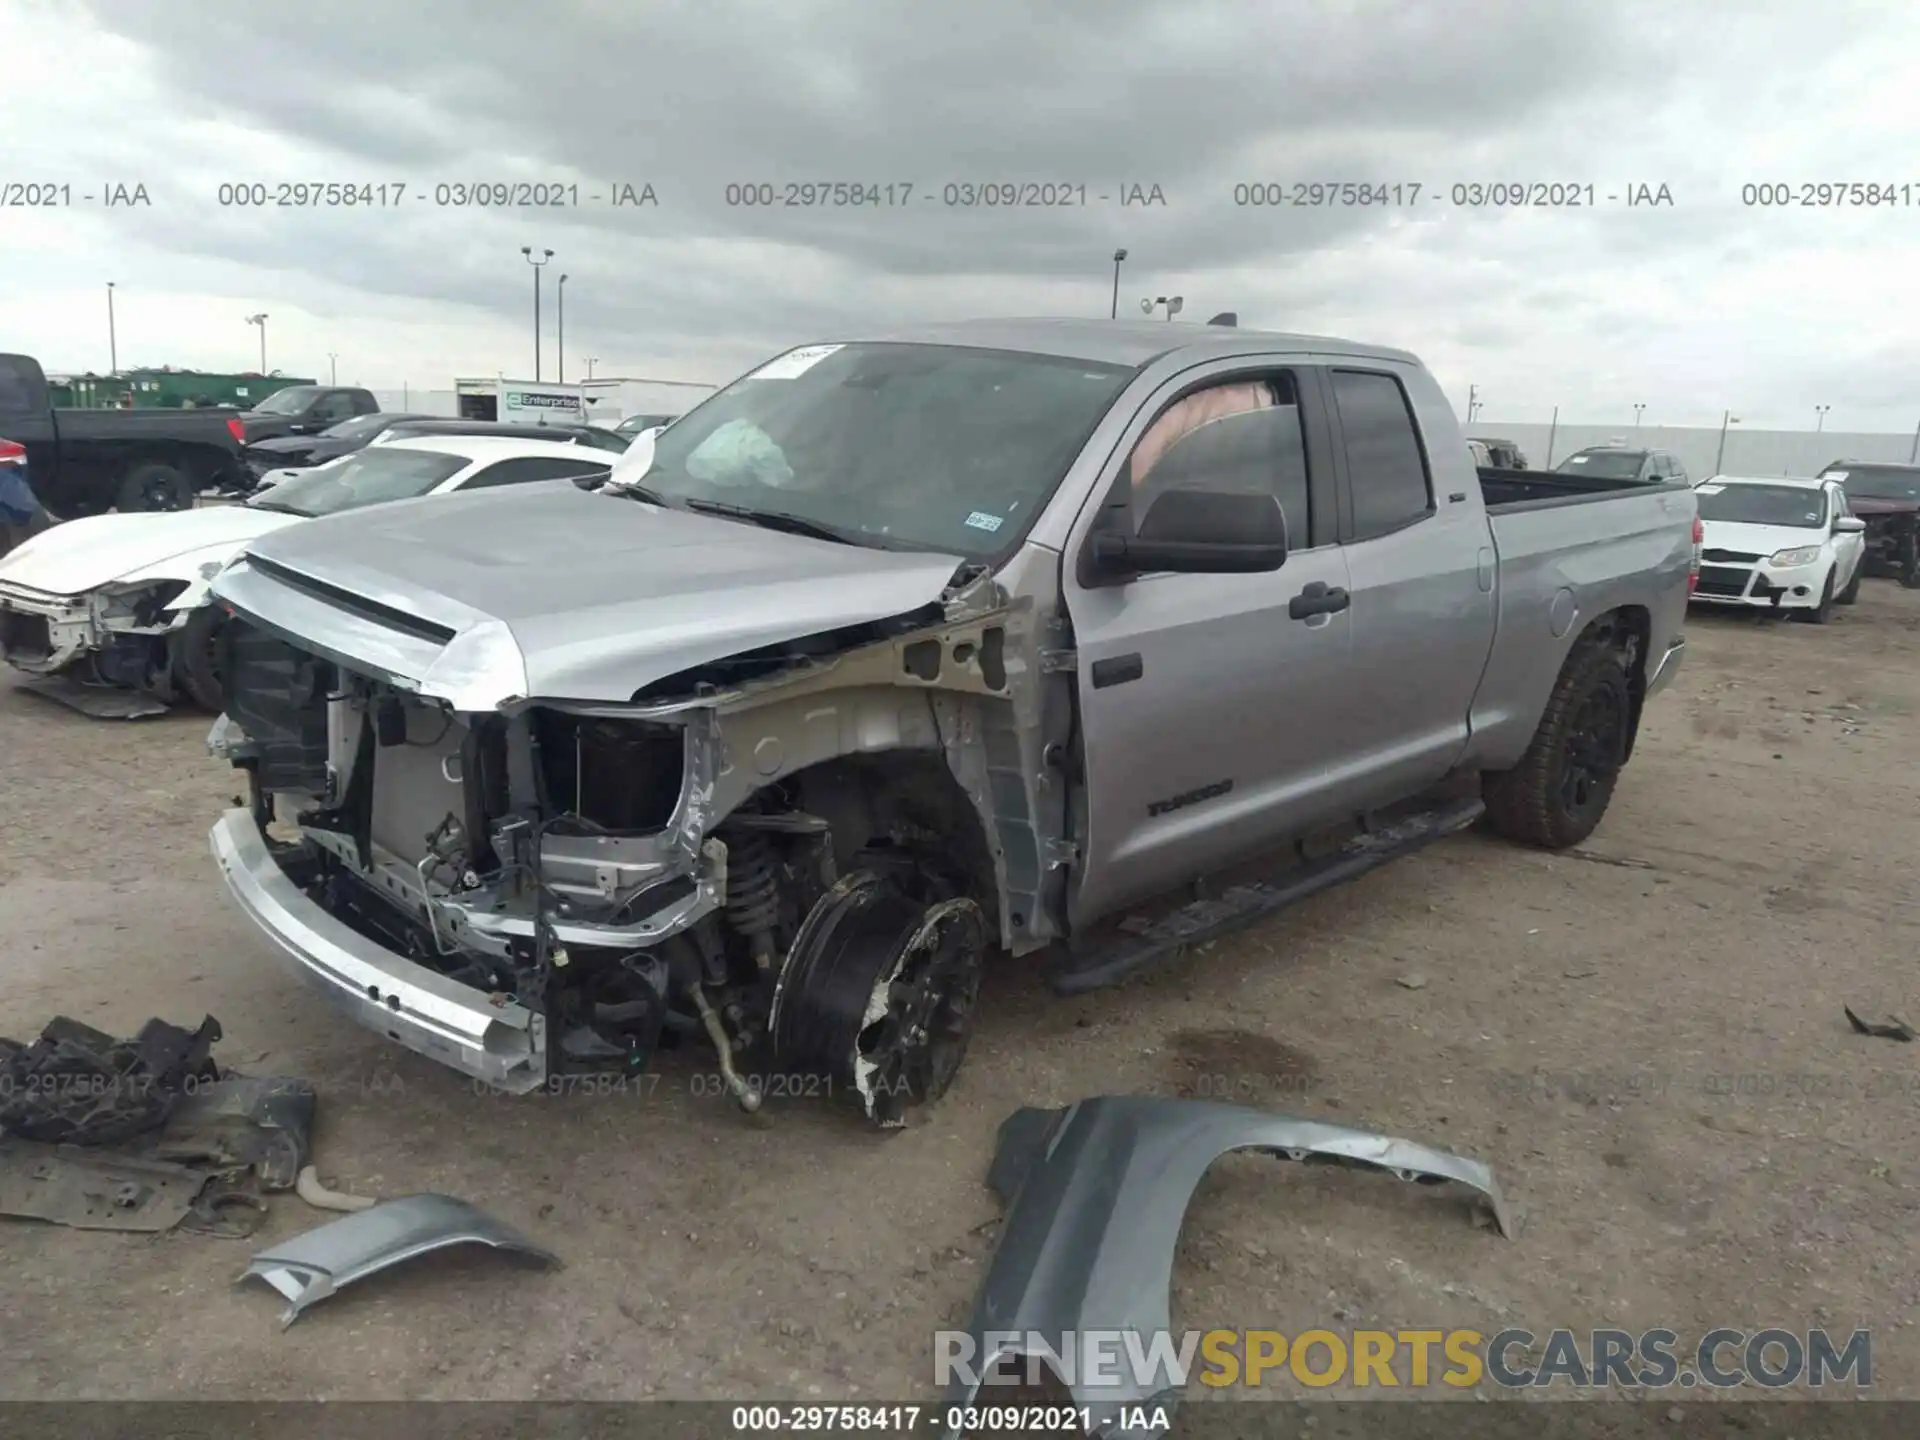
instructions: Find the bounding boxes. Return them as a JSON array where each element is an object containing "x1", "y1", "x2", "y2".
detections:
[
  {"x1": 1633, "y1": 403, "x2": 1645, "y2": 428},
  {"x1": 1714, "y1": 410, "x2": 1740, "y2": 473},
  {"x1": 1110, "y1": 249, "x2": 1127, "y2": 319},
  {"x1": 521, "y1": 246, "x2": 553, "y2": 381},
  {"x1": 106, "y1": 282, "x2": 118, "y2": 374},
  {"x1": 556, "y1": 274, "x2": 568, "y2": 383},
  {"x1": 327, "y1": 352, "x2": 338, "y2": 385},
  {"x1": 586, "y1": 357, "x2": 599, "y2": 380},
  {"x1": 1466, "y1": 384, "x2": 1479, "y2": 423},
  {"x1": 245, "y1": 313, "x2": 269, "y2": 372},
  {"x1": 1814, "y1": 404, "x2": 1830, "y2": 432},
  {"x1": 1142, "y1": 295, "x2": 1183, "y2": 321}
]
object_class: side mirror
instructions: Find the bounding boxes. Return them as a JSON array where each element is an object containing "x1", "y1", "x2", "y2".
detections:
[
  {"x1": 1836, "y1": 515, "x2": 1866, "y2": 533},
  {"x1": 1088, "y1": 489, "x2": 1289, "y2": 580}
]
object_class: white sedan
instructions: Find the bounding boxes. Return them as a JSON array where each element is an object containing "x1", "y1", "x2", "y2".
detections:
[
  {"x1": 0, "y1": 435, "x2": 613, "y2": 715},
  {"x1": 1690, "y1": 474, "x2": 1867, "y2": 623}
]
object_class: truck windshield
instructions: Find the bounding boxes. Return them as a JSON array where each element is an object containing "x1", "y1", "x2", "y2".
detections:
[
  {"x1": 250, "y1": 449, "x2": 465, "y2": 517},
  {"x1": 251, "y1": 387, "x2": 323, "y2": 416},
  {"x1": 1832, "y1": 466, "x2": 1920, "y2": 501},
  {"x1": 1695, "y1": 483, "x2": 1826, "y2": 528},
  {"x1": 631, "y1": 342, "x2": 1136, "y2": 557},
  {"x1": 1556, "y1": 450, "x2": 1646, "y2": 479}
]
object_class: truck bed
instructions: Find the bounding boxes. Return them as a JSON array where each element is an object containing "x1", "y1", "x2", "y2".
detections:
[
  {"x1": 55, "y1": 407, "x2": 243, "y2": 447},
  {"x1": 1476, "y1": 465, "x2": 1661, "y2": 512}
]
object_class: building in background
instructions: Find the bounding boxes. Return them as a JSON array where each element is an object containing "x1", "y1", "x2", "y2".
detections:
[
  {"x1": 453, "y1": 374, "x2": 718, "y2": 427},
  {"x1": 48, "y1": 368, "x2": 315, "y2": 410}
]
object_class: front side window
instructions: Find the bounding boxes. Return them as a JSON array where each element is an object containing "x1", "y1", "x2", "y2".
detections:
[
  {"x1": 1330, "y1": 369, "x2": 1432, "y2": 540},
  {"x1": 628, "y1": 342, "x2": 1136, "y2": 558},
  {"x1": 1124, "y1": 373, "x2": 1312, "y2": 545}
]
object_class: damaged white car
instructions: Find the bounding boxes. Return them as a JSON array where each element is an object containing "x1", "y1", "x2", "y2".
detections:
[{"x1": 0, "y1": 436, "x2": 614, "y2": 715}]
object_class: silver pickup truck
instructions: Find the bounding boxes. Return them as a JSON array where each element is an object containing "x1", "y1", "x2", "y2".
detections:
[{"x1": 204, "y1": 320, "x2": 1696, "y2": 1126}]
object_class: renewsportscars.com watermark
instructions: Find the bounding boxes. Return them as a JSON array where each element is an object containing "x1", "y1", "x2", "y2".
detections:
[{"x1": 936, "y1": 1327, "x2": 1872, "y2": 1391}]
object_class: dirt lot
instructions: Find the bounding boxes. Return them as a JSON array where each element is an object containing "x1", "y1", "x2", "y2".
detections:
[{"x1": 1, "y1": 585, "x2": 1916, "y2": 1407}]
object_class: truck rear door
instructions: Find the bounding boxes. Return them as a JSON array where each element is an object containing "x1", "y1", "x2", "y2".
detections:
[
  {"x1": 1316, "y1": 362, "x2": 1496, "y2": 803},
  {"x1": 1061, "y1": 359, "x2": 1355, "y2": 924}
]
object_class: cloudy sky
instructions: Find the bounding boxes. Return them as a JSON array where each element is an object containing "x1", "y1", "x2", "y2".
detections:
[{"x1": 4, "y1": 0, "x2": 1918, "y2": 430}]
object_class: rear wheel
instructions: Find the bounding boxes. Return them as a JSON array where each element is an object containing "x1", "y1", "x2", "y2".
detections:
[
  {"x1": 168, "y1": 607, "x2": 226, "y2": 712},
  {"x1": 1797, "y1": 569, "x2": 1837, "y2": 624},
  {"x1": 116, "y1": 462, "x2": 192, "y2": 513},
  {"x1": 1483, "y1": 638, "x2": 1634, "y2": 850}
]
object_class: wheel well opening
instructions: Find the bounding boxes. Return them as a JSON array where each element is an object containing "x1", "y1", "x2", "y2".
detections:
[{"x1": 784, "y1": 752, "x2": 1000, "y2": 929}]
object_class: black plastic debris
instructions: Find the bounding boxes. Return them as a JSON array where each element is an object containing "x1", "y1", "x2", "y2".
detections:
[
  {"x1": 0, "y1": 1015, "x2": 222, "y2": 1146},
  {"x1": 1844, "y1": 1007, "x2": 1916, "y2": 1043}
]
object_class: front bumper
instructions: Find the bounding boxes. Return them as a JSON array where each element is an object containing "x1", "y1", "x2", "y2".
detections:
[
  {"x1": 0, "y1": 581, "x2": 94, "y2": 673},
  {"x1": 209, "y1": 808, "x2": 547, "y2": 1092},
  {"x1": 1691, "y1": 560, "x2": 1826, "y2": 609}
]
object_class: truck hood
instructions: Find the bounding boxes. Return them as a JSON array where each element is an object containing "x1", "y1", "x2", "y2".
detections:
[
  {"x1": 212, "y1": 483, "x2": 977, "y2": 708},
  {"x1": 0, "y1": 504, "x2": 302, "y2": 596}
]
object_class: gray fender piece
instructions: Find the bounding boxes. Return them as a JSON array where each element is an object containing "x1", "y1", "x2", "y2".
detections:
[
  {"x1": 242, "y1": 1193, "x2": 560, "y2": 1327},
  {"x1": 941, "y1": 1097, "x2": 1514, "y2": 1439}
]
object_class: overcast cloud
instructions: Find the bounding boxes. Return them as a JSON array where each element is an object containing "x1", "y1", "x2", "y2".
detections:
[{"x1": 3, "y1": 0, "x2": 1917, "y2": 428}]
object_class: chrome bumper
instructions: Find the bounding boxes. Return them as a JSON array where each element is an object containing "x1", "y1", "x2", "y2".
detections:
[
  {"x1": 1646, "y1": 636, "x2": 1685, "y2": 697},
  {"x1": 209, "y1": 808, "x2": 546, "y2": 1092}
]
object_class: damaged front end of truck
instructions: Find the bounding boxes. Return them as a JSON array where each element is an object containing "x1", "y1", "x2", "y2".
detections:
[{"x1": 205, "y1": 533, "x2": 1072, "y2": 1128}]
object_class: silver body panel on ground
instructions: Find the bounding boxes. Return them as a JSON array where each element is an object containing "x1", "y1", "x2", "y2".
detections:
[
  {"x1": 941, "y1": 1096, "x2": 1513, "y2": 1439},
  {"x1": 242, "y1": 1192, "x2": 560, "y2": 1326}
]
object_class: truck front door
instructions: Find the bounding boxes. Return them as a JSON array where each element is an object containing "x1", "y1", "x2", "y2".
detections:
[{"x1": 1062, "y1": 362, "x2": 1355, "y2": 924}]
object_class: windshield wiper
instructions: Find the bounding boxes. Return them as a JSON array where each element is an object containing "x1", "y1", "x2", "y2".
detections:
[
  {"x1": 246, "y1": 498, "x2": 310, "y2": 516},
  {"x1": 680, "y1": 497, "x2": 873, "y2": 547},
  {"x1": 602, "y1": 479, "x2": 677, "y2": 505}
]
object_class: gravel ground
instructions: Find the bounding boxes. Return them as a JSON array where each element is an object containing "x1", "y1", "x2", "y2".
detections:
[{"x1": 0, "y1": 584, "x2": 1916, "y2": 1406}]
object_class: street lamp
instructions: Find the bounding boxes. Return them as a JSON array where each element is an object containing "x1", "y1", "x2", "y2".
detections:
[
  {"x1": 1714, "y1": 409, "x2": 1741, "y2": 474},
  {"x1": 1633, "y1": 403, "x2": 1645, "y2": 429},
  {"x1": 1142, "y1": 295, "x2": 1183, "y2": 321},
  {"x1": 106, "y1": 282, "x2": 118, "y2": 374},
  {"x1": 1815, "y1": 404, "x2": 1830, "y2": 432},
  {"x1": 557, "y1": 274, "x2": 568, "y2": 383},
  {"x1": 586, "y1": 357, "x2": 599, "y2": 380},
  {"x1": 521, "y1": 246, "x2": 554, "y2": 381},
  {"x1": 327, "y1": 352, "x2": 338, "y2": 385},
  {"x1": 245, "y1": 313, "x2": 269, "y2": 372},
  {"x1": 1110, "y1": 249, "x2": 1127, "y2": 319}
]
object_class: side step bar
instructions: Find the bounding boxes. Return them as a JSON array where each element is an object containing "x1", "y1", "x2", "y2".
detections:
[{"x1": 1047, "y1": 795, "x2": 1486, "y2": 996}]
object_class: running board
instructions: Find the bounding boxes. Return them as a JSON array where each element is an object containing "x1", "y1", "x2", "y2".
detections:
[{"x1": 1048, "y1": 795, "x2": 1486, "y2": 996}]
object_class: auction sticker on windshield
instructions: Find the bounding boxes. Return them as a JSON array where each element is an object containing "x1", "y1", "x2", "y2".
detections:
[
  {"x1": 1695, "y1": 484, "x2": 1724, "y2": 494},
  {"x1": 750, "y1": 344, "x2": 843, "y2": 379},
  {"x1": 964, "y1": 510, "x2": 1005, "y2": 533}
]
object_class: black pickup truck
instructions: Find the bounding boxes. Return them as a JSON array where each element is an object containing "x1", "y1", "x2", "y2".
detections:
[{"x1": 0, "y1": 352, "x2": 249, "y2": 514}]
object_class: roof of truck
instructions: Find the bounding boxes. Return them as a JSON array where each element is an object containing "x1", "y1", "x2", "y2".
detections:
[{"x1": 856, "y1": 317, "x2": 1420, "y2": 369}]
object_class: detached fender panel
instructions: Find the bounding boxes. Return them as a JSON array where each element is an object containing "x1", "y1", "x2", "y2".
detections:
[
  {"x1": 944, "y1": 1096, "x2": 1513, "y2": 1437},
  {"x1": 242, "y1": 1192, "x2": 560, "y2": 1327}
]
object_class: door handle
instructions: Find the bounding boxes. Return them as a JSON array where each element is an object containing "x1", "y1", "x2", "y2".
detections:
[{"x1": 1288, "y1": 581, "x2": 1351, "y2": 620}]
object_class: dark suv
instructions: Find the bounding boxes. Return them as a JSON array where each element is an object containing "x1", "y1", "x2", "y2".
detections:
[
  {"x1": 1553, "y1": 446, "x2": 1687, "y2": 484},
  {"x1": 1817, "y1": 460, "x2": 1920, "y2": 587}
]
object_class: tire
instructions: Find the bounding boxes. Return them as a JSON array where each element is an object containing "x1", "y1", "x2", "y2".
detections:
[
  {"x1": 1796, "y1": 569, "x2": 1836, "y2": 624},
  {"x1": 1836, "y1": 557, "x2": 1863, "y2": 605},
  {"x1": 1482, "y1": 639, "x2": 1634, "y2": 851},
  {"x1": 168, "y1": 606, "x2": 226, "y2": 712},
  {"x1": 116, "y1": 462, "x2": 192, "y2": 513}
]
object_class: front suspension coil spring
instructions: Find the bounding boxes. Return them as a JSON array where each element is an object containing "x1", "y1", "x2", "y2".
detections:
[{"x1": 724, "y1": 829, "x2": 781, "y2": 939}]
